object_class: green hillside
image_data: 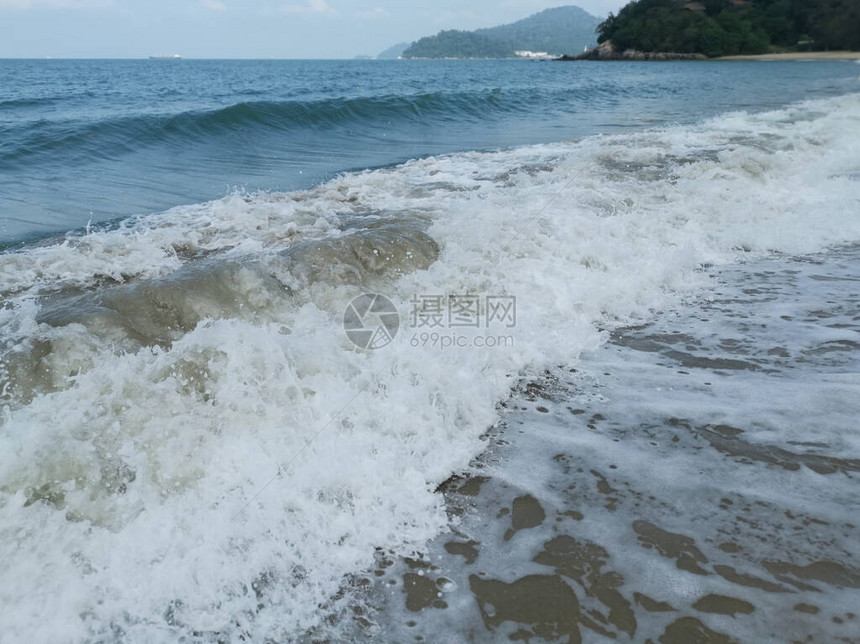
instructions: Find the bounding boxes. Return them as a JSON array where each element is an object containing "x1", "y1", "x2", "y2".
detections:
[
  {"x1": 598, "y1": 0, "x2": 860, "y2": 58},
  {"x1": 475, "y1": 6, "x2": 601, "y2": 55},
  {"x1": 400, "y1": 6, "x2": 600, "y2": 59},
  {"x1": 402, "y1": 30, "x2": 516, "y2": 59},
  {"x1": 377, "y1": 42, "x2": 410, "y2": 60}
]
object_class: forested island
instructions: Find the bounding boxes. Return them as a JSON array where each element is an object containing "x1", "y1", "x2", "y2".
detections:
[
  {"x1": 399, "y1": 6, "x2": 600, "y2": 59},
  {"x1": 403, "y1": 31, "x2": 515, "y2": 59},
  {"x1": 596, "y1": 0, "x2": 859, "y2": 58}
]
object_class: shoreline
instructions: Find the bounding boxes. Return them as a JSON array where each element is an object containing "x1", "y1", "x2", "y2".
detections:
[
  {"x1": 346, "y1": 246, "x2": 860, "y2": 642},
  {"x1": 561, "y1": 42, "x2": 860, "y2": 62},
  {"x1": 718, "y1": 51, "x2": 860, "y2": 61}
]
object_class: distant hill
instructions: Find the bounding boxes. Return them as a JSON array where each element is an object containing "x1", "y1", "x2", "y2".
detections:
[
  {"x1": 475, "y1": 6, "x2": 601, "y2": 55},
  {"x1": 402, "y1": 30, "x2": 517, "y2": 59},
  {"x1": 377, "y1": 42, "x2": 410, "y2": 59},
  {"x1": 399, "y1": 6, "x2": 600, "y2": 59}
]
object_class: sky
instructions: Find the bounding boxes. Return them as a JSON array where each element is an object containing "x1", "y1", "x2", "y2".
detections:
[{"x1": 0, "y1": 0, "x2": 628, "y2": 59}]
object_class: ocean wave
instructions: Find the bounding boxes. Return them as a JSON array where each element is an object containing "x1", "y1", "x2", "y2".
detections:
[
  {"x1": 0, "y1": 76, "x2": 668, "y2": 170},
  {"x1": 0, "y1": 93, "x2": 859, "y2": 641},
  {"x1": 0, "y1": 88, "x2": 551, "y2": 168},
  {"x1": 0, "y1": 96, "x2": 61, "y2": 111}
]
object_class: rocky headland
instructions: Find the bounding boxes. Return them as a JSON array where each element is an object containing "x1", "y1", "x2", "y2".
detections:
[{"x1": 558, "y1": 40, "x2": 706, "y2": 61}]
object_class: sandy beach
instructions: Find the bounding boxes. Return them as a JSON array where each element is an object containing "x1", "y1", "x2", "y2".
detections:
[{"x1": 720, "y1": 51, "x2": 860, "y2": 61}]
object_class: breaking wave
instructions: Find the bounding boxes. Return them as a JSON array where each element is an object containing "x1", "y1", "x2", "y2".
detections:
[{"x1": 1, "y1": 93, "x2": 859, "y2": 641}]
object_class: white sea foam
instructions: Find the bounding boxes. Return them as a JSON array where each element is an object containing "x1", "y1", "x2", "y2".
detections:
[{"x1": 0, "y1": 93, "x2": 859, "y2": 641}]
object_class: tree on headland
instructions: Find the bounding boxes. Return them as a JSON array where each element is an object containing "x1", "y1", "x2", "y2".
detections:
[
  {"x1": 597, "y1": 0, "x2": 859, "y2": 57},
  {"x1": 402, "y1": 30, "x2": 516, "y2": 59},
  {"x1": 810, "y1": 0, "x2": 860, "y2": 50}
]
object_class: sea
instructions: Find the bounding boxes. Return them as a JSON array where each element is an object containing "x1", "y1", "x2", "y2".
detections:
[{"x1": 1, "y1": 58, "x2": 859, "y2": 642}]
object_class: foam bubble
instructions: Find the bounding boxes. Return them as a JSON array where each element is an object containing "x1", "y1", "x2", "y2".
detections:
[{"x1": 1, "y1": 93, "x2": 859, "y2": 641}]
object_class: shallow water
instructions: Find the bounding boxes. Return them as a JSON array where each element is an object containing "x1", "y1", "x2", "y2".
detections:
[
  {"x1": 354, "y1": 246, "x2": 860, "y2": 643},
  {"x1": 1, "y1": 83, "x2": 859, "y2": 641}
]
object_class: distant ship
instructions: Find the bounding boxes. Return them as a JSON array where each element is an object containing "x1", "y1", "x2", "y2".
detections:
[{"x1": 149, "y1": 54, "x2": 182, "y2": 60}]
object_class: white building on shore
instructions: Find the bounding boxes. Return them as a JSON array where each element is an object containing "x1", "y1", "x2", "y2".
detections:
[{"x1": 514, "y1": 50, "x2": 554, "y2": 59}]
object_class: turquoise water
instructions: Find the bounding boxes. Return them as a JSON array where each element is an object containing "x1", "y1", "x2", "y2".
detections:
[{"x1": 1, "y1": 58, "x2": 858, "y2": 244}]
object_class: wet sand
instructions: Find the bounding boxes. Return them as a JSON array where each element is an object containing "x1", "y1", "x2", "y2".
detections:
[
  {"x1": 719, "y1": 51, "x2": 860, "y2": 61},
  {"x1": 319, "y1": 245, "x2": 860, "y2": 642}
]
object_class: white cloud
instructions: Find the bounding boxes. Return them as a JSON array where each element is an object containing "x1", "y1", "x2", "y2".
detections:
[
  {"x1": 281, "y1": 0, "x2": 335, "y2": 15},
  {"x1": 200, "y1": 0, "x2": 227, "y2": 10},
  {"x1": 0, "y1": 0, "x2": 111, "y2": 8}
]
